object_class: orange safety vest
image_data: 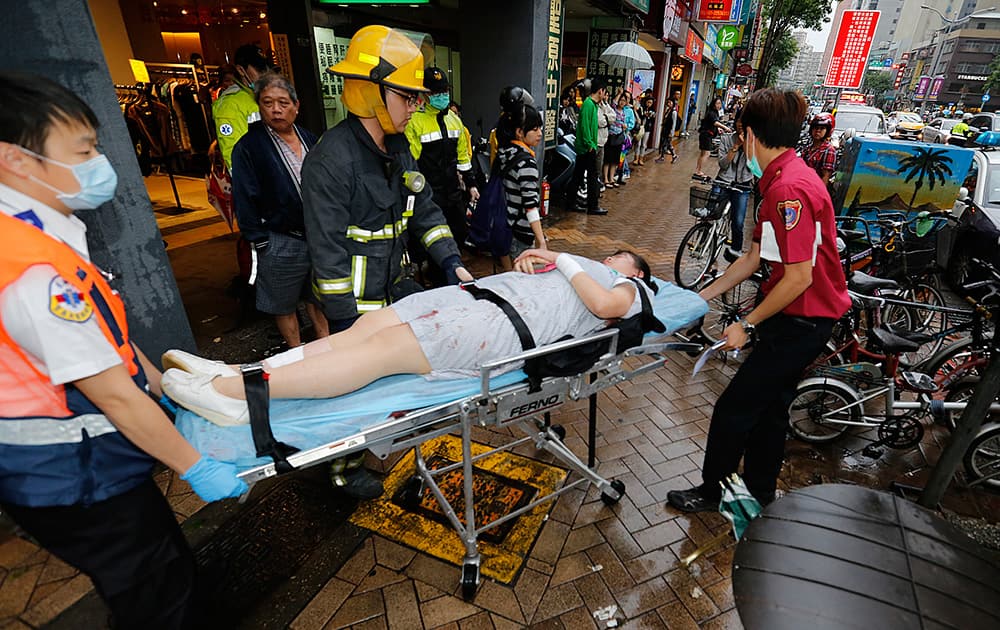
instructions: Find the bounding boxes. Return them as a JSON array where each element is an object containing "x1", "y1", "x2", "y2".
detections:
[{"x1": 0, "y1": 212, "x2": 153, "y2": 507}]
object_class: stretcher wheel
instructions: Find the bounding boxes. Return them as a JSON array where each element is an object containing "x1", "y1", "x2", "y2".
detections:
[
  {"x1": 549, "y1": 424, "x2": 566, "y2": 441},
  {"x1": 601, "y1": 479, "x2": 626, "y2": 505},
  {"x1": 461, "y1": 562, "x2": 480, "y2": 600}
]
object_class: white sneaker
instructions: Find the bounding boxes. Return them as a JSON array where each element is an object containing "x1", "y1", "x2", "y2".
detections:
[
  {"x1": 161, "y1": 368, "x2": 249, "y2": 427},
  {"x1": 162, "y1": 349, "x2": 238, "y2": 378}
]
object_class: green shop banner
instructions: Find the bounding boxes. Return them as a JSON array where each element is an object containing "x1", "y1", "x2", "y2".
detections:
[{"x1": 545, "y1": 0, "x2": 565, "y2": 148}]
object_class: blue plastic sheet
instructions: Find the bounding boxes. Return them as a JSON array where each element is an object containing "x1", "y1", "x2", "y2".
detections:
[{"x1": 175, "y1": 280, "x2": 708, "y2": 471}]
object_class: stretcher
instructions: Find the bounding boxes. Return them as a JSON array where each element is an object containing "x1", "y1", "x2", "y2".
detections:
[{"x1": 174, "y1": 280, "x2": 708, "y2": 597}]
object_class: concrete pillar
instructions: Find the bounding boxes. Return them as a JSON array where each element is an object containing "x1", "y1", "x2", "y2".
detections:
[
  {"x1": 1, "y1": 0, "x2": 196, "y2": 360},
  {"x1": 266, "y1": 0, "x2": 326, "y2": 135},
  {"x1": 458, "y1": 0, "x2": 549, "y2": 142}
]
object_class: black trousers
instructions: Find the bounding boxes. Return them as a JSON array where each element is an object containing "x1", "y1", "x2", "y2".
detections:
[
  {"x1": 3, "y1": 478, "x2": 199, "y2": 630},
  {"x1": 566, "y1": 148, "x2": 600, "y2": 211},
  {"x1": 699, "y1": 314, "x2": 835, "y2": 501}
]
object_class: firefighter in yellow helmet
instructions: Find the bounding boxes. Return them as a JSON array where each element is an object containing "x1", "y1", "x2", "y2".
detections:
[{"x1": 299, "y1": 25, "x2": 472, "y2": 499}]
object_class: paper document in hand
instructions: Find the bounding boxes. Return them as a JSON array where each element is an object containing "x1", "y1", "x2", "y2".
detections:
[{"x1": 692, "y1": 339, "x2": 727, "y2": 377}]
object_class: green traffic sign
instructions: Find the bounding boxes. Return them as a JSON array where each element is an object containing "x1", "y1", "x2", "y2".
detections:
[{"x1": 717, "y1": 25, "x2": 740, "y2": 51}]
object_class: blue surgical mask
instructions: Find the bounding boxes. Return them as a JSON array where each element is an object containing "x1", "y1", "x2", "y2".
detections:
[
  {"x1": 428, "y1": 94, "x2": 450, "y2": 111},
  {"x1": 19, "y1": 147, "x2": 118, "y2": 210},
  {"x1": 746, "y1": 134, "x2": 763, "y2": 179}
]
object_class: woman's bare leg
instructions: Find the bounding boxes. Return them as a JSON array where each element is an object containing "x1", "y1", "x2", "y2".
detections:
[
  {"x1": 260, "y1": 308, "x2": 403, "y2": 370},
  {"x1": 216, "y1": 322, "x2": 430, "y2": 400}
]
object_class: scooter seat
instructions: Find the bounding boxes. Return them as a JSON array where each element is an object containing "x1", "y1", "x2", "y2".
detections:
[
  {"x1": 849, "y1": 271, "x2": 899, "y2": 295},
  {"x1": 883, "y1": 324, "x2": 935, "y2": 346},
  {"x1": 837, "y1": 228, "x2": 867, "y2": 242}
]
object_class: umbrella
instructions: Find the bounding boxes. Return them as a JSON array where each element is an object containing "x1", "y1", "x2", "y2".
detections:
[
  {"x1": 719, "y1": 474, "x2": 763, "y2": 540},
  {"x1": 681, "y1": 473, "x2": 763, "y2": 567},
  {"x1": 599, "y1": 41, "x2": 654, "y2": 71}
]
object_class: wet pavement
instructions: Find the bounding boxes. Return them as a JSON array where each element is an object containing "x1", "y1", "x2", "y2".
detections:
[{"x1": 2, "y1": 144, "x2": 999, "y2": 629}]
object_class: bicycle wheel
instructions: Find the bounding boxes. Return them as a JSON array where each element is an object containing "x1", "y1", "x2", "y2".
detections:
[
  {"x1": 788, "y1": 379, "x2": 859, "y2": 443},
  {"x1": 963, "y1": 423, "x2": 1000, "y2": 491},
  {"x1": 699, "y1": 273, "x2": 761, "y2": 345},
  {"x1": 921, "y1": 337, "x2": 987, "y2": 395},
  {"x1": 882, "y1": 282, "x2": 949, "y2": 366},
  {"x1": 674, "y1": 222, "x2": 717, "y2": 289},
  {"x1": 943, "y1": 376, "x2": 998, "y2": 431}
]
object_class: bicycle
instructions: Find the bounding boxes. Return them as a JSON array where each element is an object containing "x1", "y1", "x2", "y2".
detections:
[
  {"x1": 674, "y1": 181, "x2": 751, "y2": 290},
  {"x1": 789, "y1": 288, "x2": 1000, "y2": 457},
  {"x1": 835, "y1": 212, "x2": 952, "y2": 366},
  {"x1": 964, "y1": 421, "x2": 1000, "y2": 490}
]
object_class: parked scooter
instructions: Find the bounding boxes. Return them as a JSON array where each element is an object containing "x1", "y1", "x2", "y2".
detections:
[{"x1": 544, "y1": 127, "x2": 576, "y2": 207}]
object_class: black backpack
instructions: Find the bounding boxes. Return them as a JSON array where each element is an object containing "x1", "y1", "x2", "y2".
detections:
[{"x1": 467, "y1": 158, "x2": 515, "y2": 258}]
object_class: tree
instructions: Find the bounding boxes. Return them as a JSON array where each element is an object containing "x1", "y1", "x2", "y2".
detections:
[
  {"x1": 984, "y1": 55, "x2": 1000, "y2": 95},
  {"x1": 896, "y1": 147, "x2": 954, "y2": 210},
  {"x1": 761, "y1": 33, "x2": 799, "y2": 87},
  {"x1": 862, "y1": 70, "x2": 893, "y2": 95},
  {"x1": 757, "y1": 0, "x2": 835, "y2": 87}
]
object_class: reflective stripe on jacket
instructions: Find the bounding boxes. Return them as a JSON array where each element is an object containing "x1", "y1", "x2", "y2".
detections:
[{"x1": 0, "y1": 214, "x2": 153, "y2": 507}]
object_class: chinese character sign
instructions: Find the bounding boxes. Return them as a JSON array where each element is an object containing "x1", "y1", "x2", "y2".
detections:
[
  {"x1": 823, "y1": 10, "x2": 881, "y2": 89},
  {"x1": 587, "y1": 29, "x2": 638, "y2": 93},
  {"x1": 698, "y1": 0, "x2": 737, "y2": 22},
  {"x1": 681, "y1": 29, "x2": 703, "y2": 64},
  {"x1": 545, "y1": 0, "x2": 564, "y2": 148}
]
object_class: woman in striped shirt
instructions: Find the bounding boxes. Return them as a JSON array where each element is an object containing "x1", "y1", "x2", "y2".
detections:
[{"x1": 495, "y1": 103, "x2": 547, "y2": 270}]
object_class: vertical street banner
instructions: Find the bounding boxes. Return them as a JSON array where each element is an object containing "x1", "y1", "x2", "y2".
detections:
[
  {"x1": 929, "y1": 76, "x2": 944, "y2": 100},
  {"x1": 545, "y1": 0, "x2": 564, "y2": 148},
  {"x1": 823, "y1": 10, "x2": 881, "y2": 89},
  {"x1": 915, "y1": 76, "x2": 931, "y2": 99},
  {"x1": 587, "y1": 28, "x2": 638, "y2": 93}
]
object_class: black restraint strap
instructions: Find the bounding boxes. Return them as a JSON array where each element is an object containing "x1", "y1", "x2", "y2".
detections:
[
  {"x1": 461, "y1": 282, "x2": 537, "y2": 353},
  {"x1": 242, "y1": 363, "x2": 299, "y2": 473},
  {"x1": 629, "y1": 278, "x2": 665, "y2": 334}
]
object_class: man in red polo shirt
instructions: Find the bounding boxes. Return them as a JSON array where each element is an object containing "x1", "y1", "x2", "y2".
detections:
[{"x1": 668, "y1": 89, "x2": 851, "y2": 512}]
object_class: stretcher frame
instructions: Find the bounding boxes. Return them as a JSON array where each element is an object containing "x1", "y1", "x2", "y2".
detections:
[{"x1": 235, "y1": 329, "x2": 701, "y2": 598}]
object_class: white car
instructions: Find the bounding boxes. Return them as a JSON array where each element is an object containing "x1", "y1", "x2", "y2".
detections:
[
  {"x1": 832, "y1": 105, "x2": 890, "y2": 147},
  {"x1": 921, "y1": 118, "x2": 961, "y2": 143}
]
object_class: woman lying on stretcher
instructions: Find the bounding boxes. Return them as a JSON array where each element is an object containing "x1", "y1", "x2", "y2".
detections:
[{"x1": 161, "y1": 248, "x2": 658, "y2": 426}]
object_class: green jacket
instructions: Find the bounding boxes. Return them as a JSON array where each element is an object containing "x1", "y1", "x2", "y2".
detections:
[
  {"x1": 212, "y1": 83, "x2": 260, "y2": 170},
  {"x1": 575, "y1": 97, "x2": 599, "y2": 153}
]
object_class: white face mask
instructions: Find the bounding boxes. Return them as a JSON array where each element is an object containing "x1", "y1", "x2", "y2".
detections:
[{"x1": 19, "y1": 147, "x2": 118, "y2": 210}]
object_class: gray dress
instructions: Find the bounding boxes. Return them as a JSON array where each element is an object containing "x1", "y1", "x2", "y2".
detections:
[{"x1": 390, "y1": 256, "x2": 649, "y2": 379}]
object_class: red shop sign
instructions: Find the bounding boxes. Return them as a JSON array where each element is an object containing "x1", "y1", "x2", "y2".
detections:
[
  {"x1": 681, "y1": 29, "x2": 703, "y2": 64},
  {"x1": 824, "y1": 10, "x2": 881, "y2": 89},
  {"x1": 698, "y1": 0, "x2": 737, "y2": 23}
]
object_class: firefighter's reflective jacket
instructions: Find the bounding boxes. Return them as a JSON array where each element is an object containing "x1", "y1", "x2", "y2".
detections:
[{"x1": 301, "y1": 115, "x2": 460, "y2": 320}]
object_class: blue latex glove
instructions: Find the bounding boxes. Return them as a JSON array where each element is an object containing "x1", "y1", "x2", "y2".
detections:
[{"x1": 181, "y1": 456, "x2": 248, "y2": 502}]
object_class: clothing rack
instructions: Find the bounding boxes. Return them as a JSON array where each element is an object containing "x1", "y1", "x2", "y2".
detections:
[{"x1": 116, "y1": 79, "x2": 191, "y2": 212}]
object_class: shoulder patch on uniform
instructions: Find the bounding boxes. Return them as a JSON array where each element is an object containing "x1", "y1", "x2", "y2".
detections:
[
  {"x1": 779, "y1": 200, "x2": 802, "y2": 230},
  {"x1": 13, "y1": 209, "x2": 43, "y2": 230},
  {"x1": 219, "y1": 123, "x2": 233, "y2": 136},
  {"x1": 48, "y1": 277, "x2": 93, "y2": 323}
]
